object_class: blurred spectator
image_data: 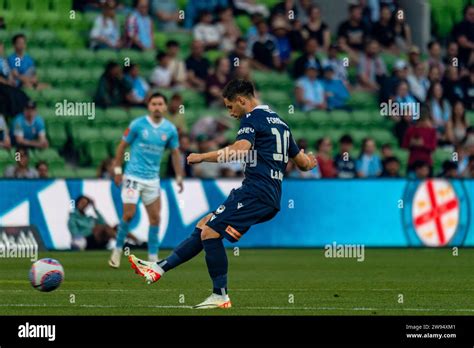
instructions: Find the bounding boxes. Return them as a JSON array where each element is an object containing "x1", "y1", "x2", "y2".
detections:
[
  {"x1": 97, "y1": 158, "x2": 114, "y2": 179},
  {"x1": 186, "y1": 40, "x2": 211, "y2": 91},
  {"x1": 270, "y1": 0, "x2": 298, "y2": 22},
  {"x1": 427, "y1": 82, "x2": 451, "y2": 140},
  {"x1": 460, "y1": 64, "x2": 474, "y2": 110},
  {"x1": 380, "y1": 156, "x2": 401, "y2": 177},
  {"x1": 337, "y1": 4, "x2": 368, "y2": 57},
  {"x1": 36, "y1": 160, "x2": 49, "y2": 178},
  {"x1": 295, "y1": 0, "x2": 313, "y2": 25},
  {"x1": 381, "y1": 59, "x2": 408, "y2": 102},
  {"x1": 184, "y1": 0, "x2": 229, "y2": 29},
  {"x1": 124, "y1": 63, "x2": 149, "y2": 104},
  {"x1": 427, "y1": 40, "x2": 446, "y2": 76},
  {"x1": 4, "y1": 147, "x2": 38, "y2": 178},
  {"x1": 217, "y1": 7, "x2": 242, "y2": 52},
  {"x1": 0, "y1": 113, "x2": 11, "y2": 149},
  {"x1": 68, "y1": 195, "x2": 118, "y2": 250},
  {"x1": 292, "y1": 37, "x2": 322, "y2": 79},
  {"x1": 233, "y1": 0, "x2": 269, "y2": 17},
  {"x1": 334, "y1": 134, "x2": 356, "y2": 178},
  {"x1": 462, "y1": 155, "x2": 474, "y2": 178},
  {"x1": 206, "y1": 57, "x2": 231, "y2": 107},
  {"x1": 271, "y1": 16, "x2": 292, "y2": 70},
  {"x1": 0, "y1": 41, "x2": 14, "y2": 86},
  {"x1": 151, "y1": 0, "x2": 180, "y2": 31},
  {"x1": 246, "y1": 13, "x2": 264, "y2": 40},
  {"x1": 413, "y1": 160, "x2": 431, "y2": 179},
  {"x1": 321, "y1": 44, "x2": 348, "y2": 84},
  {"x1": 394, "y1": 80, "x2": 417, "y2": 107},
  {"x1": 321, "y1": 65, "x2": 350, "y2": 110},
  {"x1": 89, "y1": 0, "x2": 121, "y2": 50},
  {"x1": 150, "y1": 51, "x2": 173, "y2": 88},
  {"x1": 233, "y1": 58, "x2": 252, "y2": 80},
  {"x1": 315, "y1": 137, "x2": 337, "y2": 178},
  {"x1": 191, "y1": 116, "x2": 230, "y2": 146},
  {"x1": 192, "y1": 135, "x2": 221, "y2": 178},
  {"x1": 393, "y1": 115, "x2": 411, "y2": 147},
  {"x1": 371, "y1": 4, "x2": 396, "y2": 52},
  {"x1": 247, "y1": 19, "x2": 281, "y2": 70},
  {"x1": 228, "y1": 38, "x2": 264, "y2": 73},
  {"x1": 451, "y1": 5, "x2": 474, "y2": 68},
  {"x1": 402, "y1": 112, "x2": 437, "y2": 174},
  {"x1": 427, "y1": 65, "x2": 442, "y2": 85},
  {"x1": 442, "y1": 66, "x2": 464, "y2": 105},
  {"x1": 446, "y1": 100, "x2": 469, "y2": 146},
  {"x1": 166, "y1": 93, "x2": 188, "y2": 134},
  {"x1": 295, "y1": 61, "x2": 326, "y2": 111},
  {"x1": 166, "y1": 40, "x2": 187, "y2": 88},
  {"x1": 439, "y1": 160, "x2": 459, "y2": 178},
  {"x1": 7, "y1": 34, "x2": 46, "y2": 89},
  {"x1": 94, "y1": 61, "x2": 133, "y2": 108},
  {"x1": 12, "y1": 101, "x2": 48, "y2": 149},
  {"x1": 193, "y1": 10, "x2": 222, "y2": 50},
  {"x1": 302, "y1": 5, "x2": 330, "y2": 52},
  {"x1": 407, "y1": 46, "x2": 422, "y2": 75},
  {"x1": 392, "y1": 5, "x2": 412, "y2": 51},
  {"x1": 356, "y1": 137, "x2": 382, "y2": 177},
  {"x1": 168, "y1": 133, "x2": 193, "y2": 177},
  {"x1": 444, "y1": 41, "x2": 460, "y2": 69},
  {"x1": 288, "y1": 19, "x2": 305, "y2": 52},
  {"x1": 357, "y1": 40, "x2": 387, "y2": 92},
  {"x1": 125, "y1": 0, "x2": 154, "y2": 51},
  {"x1": 407, "y1": 62, "x2": 429, "y2": 102}
]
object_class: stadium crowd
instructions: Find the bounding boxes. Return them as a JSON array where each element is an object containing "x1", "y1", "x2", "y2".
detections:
[{"x1": 0, "y1": 0, "x2": 473, "y2": 179}]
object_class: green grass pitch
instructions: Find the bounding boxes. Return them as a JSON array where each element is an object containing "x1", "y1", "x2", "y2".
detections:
[{"x1": 0, "y1": 248, "x2": 473, "y2": 315}]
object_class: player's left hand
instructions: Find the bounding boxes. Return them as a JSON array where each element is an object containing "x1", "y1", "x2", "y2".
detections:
[{"x1": 187, "y1": 153, "x2": 203, "y2": 164}]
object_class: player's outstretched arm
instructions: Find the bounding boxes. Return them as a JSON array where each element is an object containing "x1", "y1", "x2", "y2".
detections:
[
  {"x1": 112, "y1": 140, "x2": 128, "y2": 186},
  {"x1": 292, "y1": 149, "x2": 318, "y2": 172},
  {"x1": 187, "y1": 140, "x2": 252, "y2": 164},
  {"x1": 171, "y1": 148, "x2": 184, "y2": 193}
]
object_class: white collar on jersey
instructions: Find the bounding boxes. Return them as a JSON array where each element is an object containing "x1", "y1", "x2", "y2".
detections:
[
  {"x1": 146, "y1": 116, "x2": 165, "y2": 129},
  {"x1": 252, "y1": 105, "x2": 270, "y2": 111}
]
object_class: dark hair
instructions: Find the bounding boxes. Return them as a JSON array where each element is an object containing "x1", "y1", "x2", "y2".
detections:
[
  {"x1": 123, "y1": 63, "x2": 137, "y2": 74},
  {"x1": 166, "y1": 40, "x2": 179, "y2": 48},
  {"x1": 156, "y1": 51, "x2": 167, "y2": 61},
  {"x1": 464, "y1": 4, "x2": 474, "y2": 15},
  {"x1": 15, "y1": 146, "x2": 29, "y2": 157},
  {"x1": 427, "y1": 40, "x2": 440, "y2": 50},
  {"x1": 339, "y1": 134, "x2": 353, "y2": 144},
  {"x1": 349, "y1": 4, "x2": 361, "y2": 13},
  {"x1": 384, "y1": 156, "x2": 400, "y2": 165},
  {"x1": 75, "y1": 195, "x2": 90, "y2": 206},
  {"x1": 222, "y1": 79, "x2": 255, "y2": 101},
  {"x1": 104, "y1": 61, "x2": 119, "y2": 77},
  {"x1": 413, "y1": 160, "x2": 429, "y2": 170},
  {"x1": 35, "y1": 160, "x2": 48, "y2": 169},
  {"x1": 442, "y1": 160, "x2": 458, "y2": 172},
  {"x1": 147, "y1": 92, "x2": 168, "y2": 104},
  {"x1": 12, "y1": 33, "x2": 26, "y2": 45},
  {"x1": 171, "y1": 92, "x2": 183, "y2": 101},
  {"x1": 235, "y1": 37, "x2": 246, "y2": 46},
  {"x1": 316, "y1": 137, "x2": 330, "y2": 150}
]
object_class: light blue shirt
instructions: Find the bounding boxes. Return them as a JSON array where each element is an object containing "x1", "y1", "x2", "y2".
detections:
[
  {"x1": 126, "y1": 11, "x2": 153, "y2": 49},
  {"x1": 12, "y1": 113, "x2": 46, "y2": 141},
  {"x1": 123, "y1": 116, "x2": 179, "y2": 180},
  {"x1": 356, "y1": 154, "x2": 382, "y2": 177},
  {"x1": 296, "y1": 76, "x2": 325, "y2": 112}
]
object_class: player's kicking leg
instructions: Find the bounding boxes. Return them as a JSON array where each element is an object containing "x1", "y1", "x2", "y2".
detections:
[{"x1": 128, "y1": 212, "x2": 231, "y2": 308}]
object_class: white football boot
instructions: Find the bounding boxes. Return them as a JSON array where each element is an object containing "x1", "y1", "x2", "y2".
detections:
[
  {"x1": 108, "y1": 248, "x2": 122, "y2": 268},
  {"x1": 193, "y1": 293, "x2": 232, "y2": 309},
  {"x1": 128, "y1": 255, "x2": 163, "y2": 284}
]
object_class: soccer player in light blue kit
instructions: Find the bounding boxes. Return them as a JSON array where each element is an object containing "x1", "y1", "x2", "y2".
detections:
[{"x1": 109, "y1": 92, "x2": 184, "y2": 268}]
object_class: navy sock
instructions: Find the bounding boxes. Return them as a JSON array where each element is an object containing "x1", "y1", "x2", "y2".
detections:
[
  {"x1": 202, "y1": 238, "x2": 228, "y2": 296},
  {"x1": 158, "y1": 227, "x2": 203, "y2": 272}
]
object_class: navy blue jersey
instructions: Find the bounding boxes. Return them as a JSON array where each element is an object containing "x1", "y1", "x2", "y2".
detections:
[{"x1": 235, "y1": 105, "x2": 300, "y2": 209}]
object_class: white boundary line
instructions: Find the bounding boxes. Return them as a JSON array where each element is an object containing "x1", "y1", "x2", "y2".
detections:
[
  {"x1": 0, "y1": 303, "x2": 474, "y2": 312},
  {"x1": 0, "y1": 288, "x2": 473, "y2": 292}
]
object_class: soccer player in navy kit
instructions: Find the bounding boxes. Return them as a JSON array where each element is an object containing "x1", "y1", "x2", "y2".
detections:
[{"x1": 129, "y1": 79, "x2": 317, "y2": 309}]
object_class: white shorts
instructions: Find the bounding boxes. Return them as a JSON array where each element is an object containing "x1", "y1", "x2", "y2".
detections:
[{"x1": 121, "y1": 175, "x2": 161, "y2": 206}]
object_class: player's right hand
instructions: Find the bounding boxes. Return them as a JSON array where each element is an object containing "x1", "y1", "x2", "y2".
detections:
[
  {"x1": 305, "y1": 151, "x2": 318, "y2": 171},
  {"x1": 114, "y1": 174, "x2": 123, "y2": 187}
]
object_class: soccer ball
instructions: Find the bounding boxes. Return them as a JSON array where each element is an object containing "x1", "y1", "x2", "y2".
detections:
[{"x1": 29, "y1": 258, "x2": 65, "y2": 292}]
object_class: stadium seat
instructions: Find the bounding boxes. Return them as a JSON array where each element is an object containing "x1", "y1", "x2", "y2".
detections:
[
  {"x1": 82, "y1": 139, "x2": 109, "y2": 166},
  {"x1": 75, "y1": 167, "x2": 98, "y2": 178},
  {"x1": 180, "y1": 90, "x2": 206, "y2": 109},
  {"x1": 371, "y1": 129, "x2": 397, "y2": 147},
  {"x1": 30, "y1": 0, "x2": 51, "y2": 13},
  {"x1": 104, "y1": 108, "x2": 131, "y2": 128},
  {"x1": 467, "y1": 111, "x2": 474, "y2": 125},
  {"x1": 50, "y1": 166, "x2": 77, "y2": 178},
  {"x1": 0, "y1": 149, "x2": 13, "y2": 174},
  {"x1": 100, "y1": 127, "x2": 125, "y2": 155},
  {"x1": 236, "y1": 15, "x2": 252, "y2": 34},
  {"x1": 32, "y1": 30, "x2": 57, "y2": 47},
  {"x1": 46, "y1": 122, "x2": 68, "y2": 149},
  {"x1": 95, "y1": 50, "x2": 119, "y2": 66}
]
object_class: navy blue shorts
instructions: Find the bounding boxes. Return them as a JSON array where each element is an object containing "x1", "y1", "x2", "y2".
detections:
[{"x1": 206, "y1": 188, "x2": 279, "y2": 243}]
